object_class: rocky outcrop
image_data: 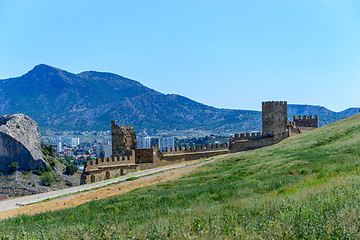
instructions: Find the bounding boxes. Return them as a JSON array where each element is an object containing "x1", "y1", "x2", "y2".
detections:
[{"x1": 0, "y1": 114, "x2": 46, "y2": 171}]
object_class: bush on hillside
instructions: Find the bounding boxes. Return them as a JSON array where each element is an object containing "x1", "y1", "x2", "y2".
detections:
[
  {"x1": 41, "y1": 142, "x2": 55, "y2": 157},
  {"x1": 32, "y1": 165, "x2": 52, "y2": 175},
  {"x1": 64, "y1": 165, "x2": 78, "y2": 175},
  {"x1": 41, "y1": 172, "x2": 54, "y2": 186},
  {"x1": 47, "y1": 157, "x2": 56, "y2": 168},
  {"x1": 8, "y1": 162, "x2": 19, "y2": 173}
]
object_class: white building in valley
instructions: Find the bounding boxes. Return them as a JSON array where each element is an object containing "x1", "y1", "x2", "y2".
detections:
[
  {"x1": 159, "y1": 136, "x2": 174, "y2": 152},
  {"x1": 137, "y1": 136, "x2": 151, "y2": 149}
]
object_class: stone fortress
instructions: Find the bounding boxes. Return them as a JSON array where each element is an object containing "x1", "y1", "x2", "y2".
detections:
[
  {"x1": 81, "y1": 101, "x2": 318, "y2": 184},
  {"x1": 229, "y1": 101, "x2": 318, "y2": 152}
]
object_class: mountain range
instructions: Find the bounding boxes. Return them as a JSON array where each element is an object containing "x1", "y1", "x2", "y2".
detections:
[{"x1": 0, "y1": 64, "x2": 358, "y2": 134}]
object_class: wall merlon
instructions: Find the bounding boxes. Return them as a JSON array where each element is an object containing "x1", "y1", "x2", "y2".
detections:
[
  {"x1": 293, "y1": 114, "x2": 319, "y2": 128},
  {"x1": 262, "y1": 101, "x2": 287, "y2": 107}
]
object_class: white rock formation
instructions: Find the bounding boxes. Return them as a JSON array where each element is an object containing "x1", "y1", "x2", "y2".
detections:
[{"x1": 0, "y1": 114, "x2": 46, "y2": 171}]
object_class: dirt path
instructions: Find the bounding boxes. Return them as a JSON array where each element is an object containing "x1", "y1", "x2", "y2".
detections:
[{"x1": 0, "y1": 158, "x2": 215, "y2": 220}]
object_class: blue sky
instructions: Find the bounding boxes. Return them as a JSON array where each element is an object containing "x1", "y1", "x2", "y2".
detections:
[{"x1": 0, "y1": 1, "x2": 359, "y2": 111}]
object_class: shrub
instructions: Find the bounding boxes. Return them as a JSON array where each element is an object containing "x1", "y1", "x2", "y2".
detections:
[
  {"x1": 126, "y1": 177, "x2": 139, "y2": 181},
  {"x1": 8, "y1": 162, "x2": 19, "y2": 173},
  {"x1": 22, "y1": 171, "x2": 30, "y2": 179},
  {"x1": 41, "y1": 142, "x2": 55, "y2": 156},
  {"x1": 32, "y1": 169, "x2": 42, "y2": 175},
  {"x1": 64, "y1": 165, "x2": 78, "y2": 175},
  {"x1": 47, "y1": 157, "x2": 56, "y2": 168},
  {"x1": 41, "y1": 172, "x2": 54, "y2": 186}
]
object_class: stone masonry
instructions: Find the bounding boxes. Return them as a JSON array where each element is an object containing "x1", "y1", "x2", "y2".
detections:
[
  {"x1": 81, "y1": 121, "x2": 229, "y2": 184},
  {"x1": 82, "y1": 101, "x2": 319, "y2": 184},
  {"x1": 111, "y1": 121, "x2": 137, "y2": 157},
  {"x1": 229, "y1": 101, "x2": 318, "y2": 152}
]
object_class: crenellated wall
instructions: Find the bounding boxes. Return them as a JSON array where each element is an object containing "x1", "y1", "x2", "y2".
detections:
[
  {"x1": 229, "y1": 132, "x2": 289, "y2": 153},
  {"x1": 81, "y1": 101, "x2": 319, "y2": 184},
  {"x1": 163, "y1": 143, "x2": 228, "y2": 154},
  {"x1": 82, "y1": 137, "x2": 230, "y2": 184},
  {"x1": 229, "y1": 132, "x2": 273, "y2": 142},
  {"x1": 293, "y1": 115, "x2": 318, "y2": 128},
  {"x1": 80, "y1": 150, "x2": 138, "y2": 184},
  {"x1": 135, "y1": 144, "x2": 230, "y2": 170}
]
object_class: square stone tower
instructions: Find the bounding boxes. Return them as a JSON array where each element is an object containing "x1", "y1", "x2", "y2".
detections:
[
  {"x1": 262, "y1": 101, "x2": 288, "y2": 134},
  {"x1": 111, "y1": 121, "x2": 137, "y2": 157}
]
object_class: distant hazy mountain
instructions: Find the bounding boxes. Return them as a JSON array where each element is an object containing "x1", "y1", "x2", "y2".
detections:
[
  {"x1": 0, "y1": 64, "x2": 358, "y2": 134},
  {"x1": 287, "y1": 105, "x2": 359, "y2": 127}
]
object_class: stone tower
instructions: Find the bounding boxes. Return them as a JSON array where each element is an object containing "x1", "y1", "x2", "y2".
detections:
[
  {"x1": 111, "y1": 121, "x2": 137, "y2": 157},
  {"x1": 262, "y1": 101, "x2": 288, "y2": 134}
]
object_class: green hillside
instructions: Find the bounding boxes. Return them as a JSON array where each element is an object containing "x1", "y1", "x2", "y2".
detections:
[{"x1": 1, "y1": 114, "x2": 360, "y2": 239}]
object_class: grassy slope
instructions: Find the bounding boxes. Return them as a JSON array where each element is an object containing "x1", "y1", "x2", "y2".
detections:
[{"x1": 1, "y1": 114, "x2": 360, "y2": 239}]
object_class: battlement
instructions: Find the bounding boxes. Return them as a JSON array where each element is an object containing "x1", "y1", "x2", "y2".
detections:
[
  {"x1": 230, "y1": 131, "x2": 273, "y2": 142},
  {"x1": 288, "y1": 121, "x2": 296, "y2": 126},
  {"x1": 163, "y1": 143, "x2": 228, "y2": 155},
  {"x1": 293, "y1": 115, "x2": 318, "y2": 120},
  {"x1": 84, "y1": 151, "x2": 136, "y2": 172},
  {"x1": 262, "y1": 101, "x2": 287, "y2": 107},
  {"x1": 293, "y1": 115, "x2": 319, "y2": 128}
]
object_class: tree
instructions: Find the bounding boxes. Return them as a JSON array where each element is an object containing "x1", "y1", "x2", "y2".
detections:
[
  {"x1": 41, "y1": 142, "x2": 55, "y2": 156},
  {"x1": 99, "y1": 150, "x2": 105, "y2": 158},
  {"x1": 8, "y1": 162, "x2": 19, "y2": 173},
  {"x1": 41, "y1": 172, "x2": 54, "y2": 186},
  {"x1": 64, "y1": 164, "x2": 78, "y2": 175}
]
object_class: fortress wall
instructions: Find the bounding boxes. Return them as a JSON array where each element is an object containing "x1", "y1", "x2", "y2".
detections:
[
  {"x1": 229, "y1": 137, "x2": 277, "y2": 153},
  {"x1": 230, "y1": 132, "x2": 273, "y2": 142},
  {"x1": 162, "y1": 143, "x2": 228, "y2": 155},
  {"x1": 83, "y1": 151, "x2": 136, "y2": 172},
  {"x1": 296, "y1": 126, "x2": 318, "y2": 133},
  {"x1": 81, "y1": 150, "x2": 138, "y2": 184},
  {"x1": 229, "y1": 132, "x2": 289, "y2": 153},
  {"x1": 157, "y1": 148, "x2": 229, "y2": 167},
  {"x1": 293, "y1": 115, "x2": 319, "y2": 128},
  {"x1": 135, "y1": 148, "x2": 157, "y2": 164},
  {"x1": 82, "y1": 101, "x2": 320, "y2": 184},
  {"x1": 136, "y1": 145, "x2": 230, "y2": 169},
  {"x1": 80, "y1": 164, "x2": 138, "y2": 185}
]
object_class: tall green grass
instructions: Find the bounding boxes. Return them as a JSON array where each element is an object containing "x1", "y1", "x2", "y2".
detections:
[{"x1": 1, "y1": 114, "x2": 360, "y2": 239}]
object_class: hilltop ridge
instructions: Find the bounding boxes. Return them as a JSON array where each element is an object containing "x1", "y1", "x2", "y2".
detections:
[{"x1": 0, "y1": 64, "x2": 358, "y2": 133}]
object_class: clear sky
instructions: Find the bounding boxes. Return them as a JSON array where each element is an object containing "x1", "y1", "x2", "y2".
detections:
[{"x1": 0, "y1": 0, "x2": 359, "y2": 111}]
